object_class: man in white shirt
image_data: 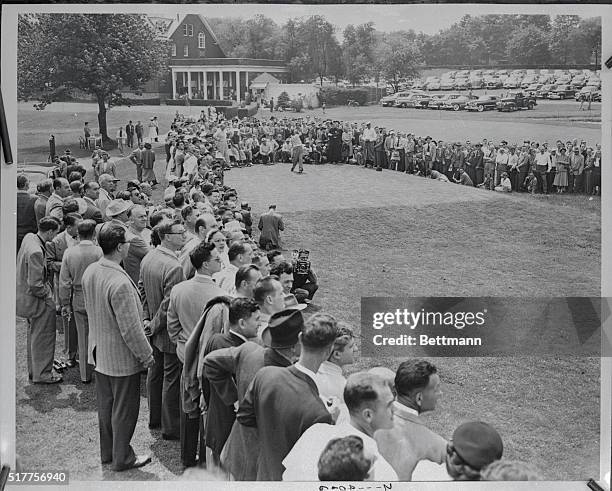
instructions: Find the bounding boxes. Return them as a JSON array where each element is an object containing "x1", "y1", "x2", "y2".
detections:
[
  {"x1": 212, "y1": 242, "x2": 253, "y2": 295},
  {"x1": 534, "y1": 146, "x2": 551, "y2": 194},
  {"x1": 316, "y1": 324, "x2": 357, "y2": 401},
  {"x1": 282, "y1": 371, "x2": 398, "y2": 481},
  {"x1": 361, "y1": 122, "x2": 377, "y2": 167}
]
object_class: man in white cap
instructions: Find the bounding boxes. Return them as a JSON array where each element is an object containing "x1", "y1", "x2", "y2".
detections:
[
  {"x1": 103, "y1": 199, "x2": 151, "y2": 284},
  {"x1": 97, "y1": 174, "x2": 119, "y2": 220}
]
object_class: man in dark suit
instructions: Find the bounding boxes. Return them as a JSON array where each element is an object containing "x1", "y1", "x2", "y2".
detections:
[
  {"x1": 17, "y1": 175, "x2": 39, "y2": 253},
  {"x1": 16, "y1": 217, "x2": 61, "y2": 384},
  {"x1": 257, "y1": 204, "x2": 284, "y2": 251},
  {"x1": 82, "y1": 223, "x2": 154, "y2": 471},
  {"x1": 34, "y1": 179, "x2": 53, "y2": 226},
  {"x1": 126, "y1": 120, "x2": 135, "y2": 148},
  {"x1": 135, "y1": 120, "x2": 144, "y2": 146},
  {"x1": 204, "y1": 308, "x2": 304, "y2": 480},
  {"x1": 237, "y1": 313, "x2": 339, "y2": 480},
  {"x1": 139, "y1": 219, "x2": 186, "y2": 440},
  {"x1": 201, "y1": 298, "x2": 260, "y2": 469}
]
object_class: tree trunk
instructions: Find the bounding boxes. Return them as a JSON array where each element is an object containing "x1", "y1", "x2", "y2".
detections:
[{"x1": 96, "y1": 94, "x2": 115, "y2": 149}]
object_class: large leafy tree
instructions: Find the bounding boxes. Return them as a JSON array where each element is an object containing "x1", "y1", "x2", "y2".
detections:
[
  {"x1": 506, "y1": 25, "x2": 552, "y2": 65},
  {"x1": 18, "y1": 13, "x2": 169, "y2": 144},
  {"x1": 342, "y1": 22, "x2": 376, "y2": 86},
  {"x1": 374, "y1": 32, "x2": 422, "y2": 93}
]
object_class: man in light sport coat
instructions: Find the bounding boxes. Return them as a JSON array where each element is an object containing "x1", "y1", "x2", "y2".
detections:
[
  {"x1": 82, "y1": 222, "x2": 154, "y2": 471},
  {"x1": 167, "y1": 241, "x2": 224, "y2": 467},
  {"x1": 16, "y1": 217, "x2": 61, "y2": 384},
  {"x1": 139, "y1": 219, "x2": 186, "y2": 440},
  {"x1": 374, "y1": 360, "x2": 448, "y2": 481}
]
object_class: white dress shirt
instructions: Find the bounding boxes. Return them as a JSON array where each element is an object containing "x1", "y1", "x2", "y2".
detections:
[{"x1": 282, "y1": 422, "x2": 399, "y2": 481}]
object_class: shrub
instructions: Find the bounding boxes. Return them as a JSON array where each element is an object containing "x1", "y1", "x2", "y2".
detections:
[
  {"x1": 319, "y1": 87, "x2": 369, "y2": 106},
  {"x1": 291, "y1": 98, "x2": 303, "y2": 112}
]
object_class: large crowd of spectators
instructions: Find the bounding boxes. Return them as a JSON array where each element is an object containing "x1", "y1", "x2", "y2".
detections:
[{"x1": 15, "y1": 108, "x2": 569, "y2": 482}]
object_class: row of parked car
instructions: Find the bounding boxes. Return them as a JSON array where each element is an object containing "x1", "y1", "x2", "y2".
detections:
[
  {"x1": 380, "y1": 90, "x2": 538, "y2": 112},
  {"x1": 404, "y1": 68, "x2": 601, "y2": 93}
]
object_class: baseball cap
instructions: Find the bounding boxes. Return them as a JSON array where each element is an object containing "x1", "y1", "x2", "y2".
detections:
[{"x1": 452, "y1": 422, "x2": 503, "y2": 470}]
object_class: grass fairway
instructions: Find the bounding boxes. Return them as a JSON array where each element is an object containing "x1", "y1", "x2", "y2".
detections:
[{"x1": 16, "y1": 107, "x2": 601, "y2": 481}]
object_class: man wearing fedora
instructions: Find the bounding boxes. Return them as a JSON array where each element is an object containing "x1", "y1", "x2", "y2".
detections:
[
  {"x1": 375, "y1": 360, "x2": 447, "y2": 481},
  {"x1": 204, "y1": 308, "x2": 305, "y2": 480},
  {"x1": 237, "y1": 313, "x2": 339, "y2": 480},
  {"x1": 201, "y1": 298, "x2": 261, "y2": 469}
]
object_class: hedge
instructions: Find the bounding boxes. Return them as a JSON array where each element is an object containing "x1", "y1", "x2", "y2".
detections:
[
  {"x1": 164, "y1": 99, "x2": 234, "y2": 107},
  {"x1": 219, "y1": 103, "x2": 259, "y2": 119},
  {"x1": 319, "y1": 87, "x2": 370, "y2": 106}
]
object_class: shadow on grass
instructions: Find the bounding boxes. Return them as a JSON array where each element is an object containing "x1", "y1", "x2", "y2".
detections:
[{"x1": 149, "y1": 438, "x2": 184, "y2": 477}]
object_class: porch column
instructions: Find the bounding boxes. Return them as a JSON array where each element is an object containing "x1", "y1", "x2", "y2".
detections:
[
  {"x1": 172, "y1": 69, "x2": 177, "y2": 99},
  {"x1": 203, "y1": 71, "x2": 208, "y2": 100},
  {"x1": 187, "y1": 71, "x2": 192, "y2": 99},
  {"x1": 235, "y1": 70, "x2": 241, "y2": 102},
  {"x1": 218, "y1": 70, "x2": 224, "y2": 100}
]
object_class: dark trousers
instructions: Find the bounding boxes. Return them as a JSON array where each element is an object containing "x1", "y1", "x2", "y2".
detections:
[
  {"x1": 475, "y1": 168, "x2": 484, "y2": 186},
  {"x1": 180, "y1": 409, "x2": 202, "y2": 466},
  {"x1": 147, "y1": 347, "x2": 181, "y2": 437},
  {"x1": 126, "y1": 134, "x2": 134, "y2": 148},
  {"x1": 535, "y1": 166, "x2": 548, "y2": 193},
  {"x1": 63, "y1": 313, "x2": 78, "y2": 361},
  {"x1": 547, "y1": 168, "x2": 556, "y2": 192},
  {"x1": 96, "y1": 371, "x2": 141, "y2": 470},
  {"x1": 27, "y1": 301, "x2": 57, "y2": 382},
  {"x1": 569, "y1": 173, "x2": 583, "y2": 193}
]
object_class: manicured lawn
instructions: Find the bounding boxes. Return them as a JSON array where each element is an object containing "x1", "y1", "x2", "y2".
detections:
[{"x1": 15, "y1": 104, "x2": 601, "y2": 481}]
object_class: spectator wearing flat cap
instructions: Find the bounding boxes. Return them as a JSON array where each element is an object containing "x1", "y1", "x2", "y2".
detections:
[
  {"x1": 445, "y1": 421, "x2": 503, "y2": 481},
  {"x1": 205, "y1": 308, "x2": 305, "y2": 480}
]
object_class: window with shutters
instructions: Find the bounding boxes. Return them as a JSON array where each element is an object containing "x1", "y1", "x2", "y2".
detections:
[
  {"x1": 183, "y1": 24, "x2": 193, "y2": 36},
  {"x1": 198, "y1": 32, "x2": 205, "y2": 49}
]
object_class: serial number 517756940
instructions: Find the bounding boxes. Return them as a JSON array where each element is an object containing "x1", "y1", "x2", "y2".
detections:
[{"x1": 8, "y1": 471, "x2": 69, "y2": 485}]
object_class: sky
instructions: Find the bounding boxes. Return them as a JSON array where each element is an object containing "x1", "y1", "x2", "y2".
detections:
[{"x1": 155, "y1": 4, "x2": 602, "y2": 36}]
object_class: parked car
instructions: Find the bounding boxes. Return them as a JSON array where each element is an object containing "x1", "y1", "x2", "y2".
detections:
[
  {"x1": 380, "y1": 91, "x2": 406, "y2": 106},
  {"x1": 503, "y1": 78, "x2": 521, "y2": 89},
  {"x1": 548, "y1": 85, "x2": 576, "y2": 99},
  {"x1": 414, "y1": 95, "x2": 433, "y2": 108},
  {"x1": 536, "y1": 84, "x2": 557, "y2": 99},
  {"x1": 440, "y1": 78, "x2": 455, "y2": 90},
  {"x1": 520, "y1": 76, "x2": 537, "y2": 89},
  {"x1": 465, "y1": 95, "x2": 499, "y2": 112},
  {"x1": 411, "y1": 80, "x2": 425, "y2": 90},
  {"x1": 395, "y1": 93, "x2": 428, "y2": 108},
  {"x1": 468, "y1": 77, "x2": 484, "y2": 89},
  {"x1": 485, "y1": 77, "x2": 503, "y2": 89},
  {"x1": 570, "y1": 76, "x2": 586, "y2": 89},
  {"x1": 426, "y1": 80, "x2": 441, "y2": 91},
  {"x1": 426, "y1": 94, "x2": 448, "y2": 109},
  {"x1": 428, "y1": 93, "x2": 460, "y2": 110},
  {"x1": 453, "y1": 78, "x2": 470, "y2": 90},
  {"x1": 575, "y1": 86, "x2": 601, "y2": 102},
  {"x1": 525, "y1": 83, "x2": 543, "y2": 95},
  {"x1": 497, "y1": 91, "x2": 536, "y2": 112},
  {"x1": 586, "y1": 78, "x2": 601, "y2": 89},
  {"x1": 442, "y1": 94, "x2": 477, "y2": 111}
]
